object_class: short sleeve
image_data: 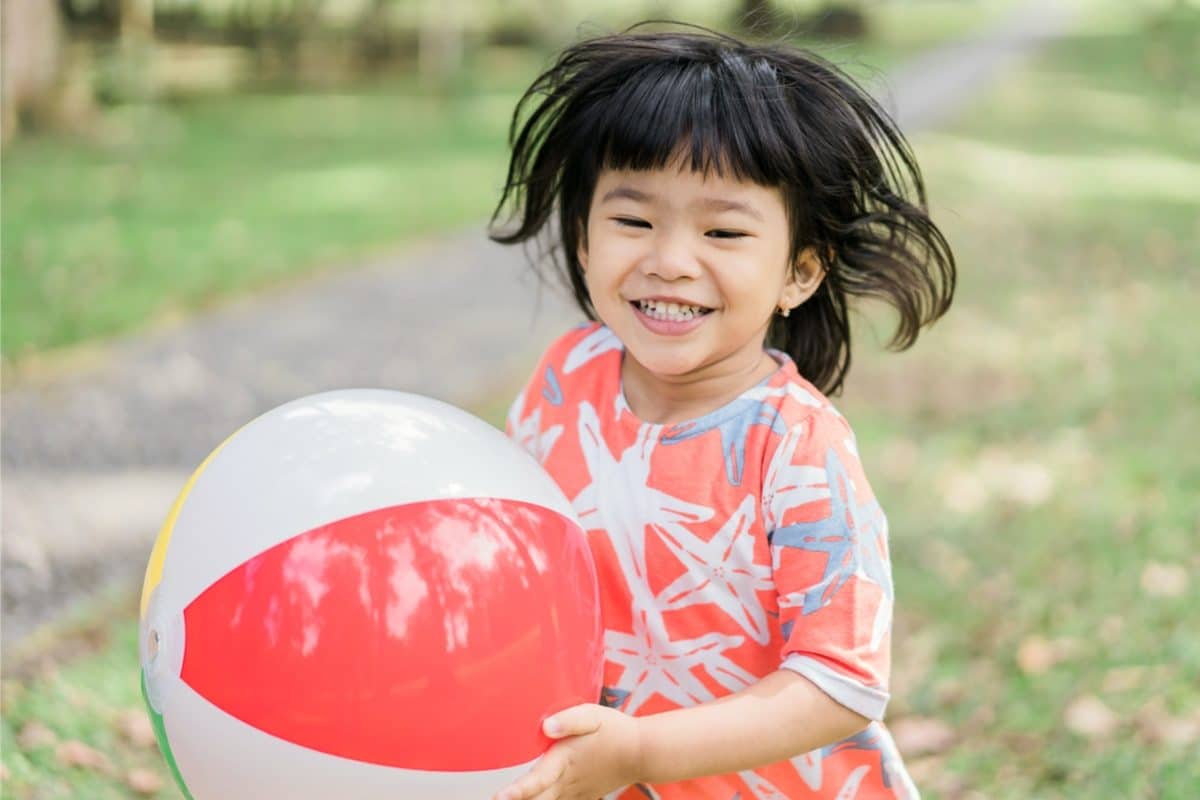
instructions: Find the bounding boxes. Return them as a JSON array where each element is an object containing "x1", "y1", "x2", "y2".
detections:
[
  {"x1": 506, "y1": 368, "x2": 548, "y2": 463},
  {"x1": 764, "y1": 408, "x2": 893, "y2": 720},
  {"x1": 505, "y1": 386, "x2": 528, "y2": 439},
  {"x1": 505, "y1": 325, "x2": 594, "y2": 463}
]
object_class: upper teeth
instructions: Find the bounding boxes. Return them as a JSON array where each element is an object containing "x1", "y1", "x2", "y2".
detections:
[{"x1": 638, "y1": 300, "x2": 706, "y2": 320}]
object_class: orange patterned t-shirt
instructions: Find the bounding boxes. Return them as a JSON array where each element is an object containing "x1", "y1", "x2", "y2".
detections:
[{"x1": 507, "y1": 323, "x2": 918, "y2": 799}]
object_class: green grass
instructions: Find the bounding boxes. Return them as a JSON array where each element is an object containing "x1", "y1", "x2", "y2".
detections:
[
  {"x1": 1, "y1": 604, "x2": 181, "y2": 799},
  {"x1": 0, "y1": 2, "x2": 1017, "y2": 362},
  {"x1": 0, "y1": 48, "x2": 531, "y2": 360},
  {"x1": 836, "y1": 3, "x2": 1200, "y2": 796}
]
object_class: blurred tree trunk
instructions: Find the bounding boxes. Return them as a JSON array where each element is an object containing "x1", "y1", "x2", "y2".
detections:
[
  {"x1": 806, "y1": 2, "x2": 870, "y2": 39},
  {"x1": 418, "y1": 0, "x2": 463, "y2": 93},
  {"x1": 737, "y1": 0, "x2": 777, "y2": 31},
  {"x1": 119, "y1": 0, "x2": 153, "y2": 43},
  {"x1": 1, "y1": 0, "x2": 65, "y2": 142},
  {"x1": 111, "y1": 0, "x2": 156, "y2": 102},
  {"x1": 270, "y1": 0, "x2": 326, "y2": 83},
  {"x1": 740, "y1": 0, "x2": 775, "y2": 18},
  {"x1": 356, "y1": 0, "x2": 396, "y2": 70}
]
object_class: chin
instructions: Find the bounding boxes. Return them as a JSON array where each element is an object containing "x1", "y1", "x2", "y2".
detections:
[{"x1": 627, "y1": 346, "x2": 706, "y2": 378}]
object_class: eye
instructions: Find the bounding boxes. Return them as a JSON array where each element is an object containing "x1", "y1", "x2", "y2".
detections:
[
  {"x1": 613, "y1": 217, "x2": 651, "y2": 229},
  {"x1": 706, "y1": 229, "x2": 747, "y2": 239}
]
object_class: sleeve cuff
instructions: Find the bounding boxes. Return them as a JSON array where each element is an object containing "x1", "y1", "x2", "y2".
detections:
[{"x1": 780, "y1": 653, "x2": 890, "y2": 721}]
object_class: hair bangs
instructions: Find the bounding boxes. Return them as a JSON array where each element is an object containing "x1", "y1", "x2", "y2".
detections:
[{"x1": 593, "y1": 58, "x2": 787, "y2": 187}]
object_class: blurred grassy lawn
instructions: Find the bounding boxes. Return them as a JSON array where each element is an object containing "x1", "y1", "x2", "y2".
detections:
[
  {"x1": 0, "y1": 54, "x2": 527, "y2": 362},
  {"x1": 0, "y1": 1, "x2": 1016, "y2": 362},
  {"x1": 838, "y1": 2, "x2": 1200, "y2": 796},
  {"x1": 4, "y1": 2, "x2": 1200, "y2": 799}
]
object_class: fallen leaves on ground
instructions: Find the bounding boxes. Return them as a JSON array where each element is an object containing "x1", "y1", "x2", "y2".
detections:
[
  {"x1": 1101, "y1": 665, "x2": 1146, "y2": 693},
  {"x1": 1140, "y1": 562, "x2": 1189, "y2": 597},
  {"x1": 116, "y1": 707, "x2": 158, "y2": 749},
  {"x1": 1063, "y1": 695, "x2": 1120, "y2": 739},
  {"x1": 1016, "y1": 636, "x2": 1057, "y2": 675},
  {"x1": 1101, "y1": 664, "x2": 1175, "y2": 694},
  {"x1": 904, "y1": 755, "x2": 968, "y2": 798},
  {"x1": 1133, "y1": 697, "x2": 1200, "y2": 747},
  {"x1": 17, "y1": 720, "x2": 57, "y2": 751},
  {"x1": 939, "y1": 449, "x2": 1057, "y2": 515},
  {"x1": 55, "y1": 739, "x2": 115, "y2": 775},
  {"x1": 890, "y1": 716, "x2": 956, "y2": 758},
  {"x1": 126, "y1": 767, "x2": 165, "y2": 795},
  {"x1": 1016, "y1": 635, "x2": 1081, "y2": 675}
]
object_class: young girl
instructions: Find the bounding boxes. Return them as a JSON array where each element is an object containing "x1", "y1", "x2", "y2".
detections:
[{"x1": 491, "y1": 23, "x2": 955, "y2": 800}]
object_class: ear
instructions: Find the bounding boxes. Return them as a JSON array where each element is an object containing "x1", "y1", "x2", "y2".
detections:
[
  {"x1": 576, "y1": 221, "x2": 589, "y2": 272},
  {"x1": 778, "y1": 247, "x2": 825, "y2": 313}
]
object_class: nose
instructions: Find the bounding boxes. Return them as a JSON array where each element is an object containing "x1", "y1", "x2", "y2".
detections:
[{"x1": 643, "y1": 227, "x2": 702, "y2": 281}]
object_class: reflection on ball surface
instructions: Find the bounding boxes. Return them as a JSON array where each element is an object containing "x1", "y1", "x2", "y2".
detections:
[{"x1": 139, "y1": 390, "x2": 602, "y2": 800}]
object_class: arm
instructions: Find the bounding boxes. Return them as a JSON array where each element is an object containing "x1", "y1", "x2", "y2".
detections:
[
  {"x1": 494, "y1": 671, "x2": 867, "y2": 800},
  {"x1": 636, "y1": 668, "x2": 868, "y2": 784}
]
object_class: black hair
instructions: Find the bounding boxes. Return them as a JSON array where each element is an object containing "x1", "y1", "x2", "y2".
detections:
[{"x1": 489, "y1": 23, "x2": 955, "y2": 395}]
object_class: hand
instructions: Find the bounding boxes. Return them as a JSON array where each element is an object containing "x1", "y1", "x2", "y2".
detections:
[{"x1": 492, "y1": 703, "x2": 642, "y2": 800}]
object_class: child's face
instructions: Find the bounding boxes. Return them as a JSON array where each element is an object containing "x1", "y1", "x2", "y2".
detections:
[{"x1": 580, "y1": 161, "x2": 814, "y2": 382}]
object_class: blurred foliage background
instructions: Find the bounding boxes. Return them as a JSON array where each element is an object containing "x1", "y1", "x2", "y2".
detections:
[
  {"x1": 2, "y1": 0, "x2": 1023, "y2": 360},
  {"x1": 2, "y1": 0, "x2": 1199, "y2": 798}
]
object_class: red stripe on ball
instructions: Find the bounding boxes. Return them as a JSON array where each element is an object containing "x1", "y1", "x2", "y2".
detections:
[{"x1": 180, "y1": 497, "x2": 602, "y2": 770}]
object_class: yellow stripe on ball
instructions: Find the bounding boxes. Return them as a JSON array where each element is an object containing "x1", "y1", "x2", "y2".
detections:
[{"x1": 140, "y1": 430, "x2": 240, "y2": 619}]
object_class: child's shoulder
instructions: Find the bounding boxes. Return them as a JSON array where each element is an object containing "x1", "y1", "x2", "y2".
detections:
[
  {"x1": 765, "y1": 354, "x2": 850, "y2": 427},
  {"x1": 757, "y1": 355, "x2": 861, "y2": 465},
  {"x1": 509, "y1": 322, "x2": 619, "y2": 426},
  {"x1": 535, "y1": 321, "x2": 621, "y2": 376}
]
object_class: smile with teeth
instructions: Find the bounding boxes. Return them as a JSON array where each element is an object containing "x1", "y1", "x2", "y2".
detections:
[{"x1": 634, "y1": 299, "x2": 712, "y2": 321}]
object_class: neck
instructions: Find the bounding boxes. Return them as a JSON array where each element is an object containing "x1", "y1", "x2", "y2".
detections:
[{"x1": 621, "y1": 349, "x2": 779, "y2": 425}]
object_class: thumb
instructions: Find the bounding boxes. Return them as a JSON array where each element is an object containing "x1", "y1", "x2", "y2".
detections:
[{"x1": 543, "y1": 703, "x2": 603, "y2": 739}]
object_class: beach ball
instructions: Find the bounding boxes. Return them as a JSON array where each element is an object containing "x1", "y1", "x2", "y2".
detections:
[{"x1": 138, "y1": 389, "x2": 602, "y2": 800}]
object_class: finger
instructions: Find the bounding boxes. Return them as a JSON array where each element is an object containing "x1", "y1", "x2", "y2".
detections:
[
  {"x1": 493, "y1": 750, "x2": 566, "y2": 800},
  {"x1": 527, "y1": 784, "x2": 566, "y2": 800},
  {"x1": 544, "y1": 704, "x2": 603, "y2": 739}
]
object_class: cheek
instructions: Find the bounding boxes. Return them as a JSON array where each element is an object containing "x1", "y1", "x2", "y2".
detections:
[
  {"x1": 582, "y1": 265, "x2": 616, "y2": 314},
  {"x1": 713, "y1": 270, "x2": 784, "y2": 320},
  {"x1": 586, "y1": 235, "x2": 638, "y2": 280}
]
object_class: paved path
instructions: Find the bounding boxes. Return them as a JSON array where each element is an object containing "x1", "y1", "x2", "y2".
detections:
[{"x1": 0, "y1": 0, "x2": 1075, "y2": 659}]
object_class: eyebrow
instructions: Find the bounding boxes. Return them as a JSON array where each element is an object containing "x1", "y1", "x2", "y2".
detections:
[{"x1": 600, "y1": 185, "x2": 765, "y2": 222}]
